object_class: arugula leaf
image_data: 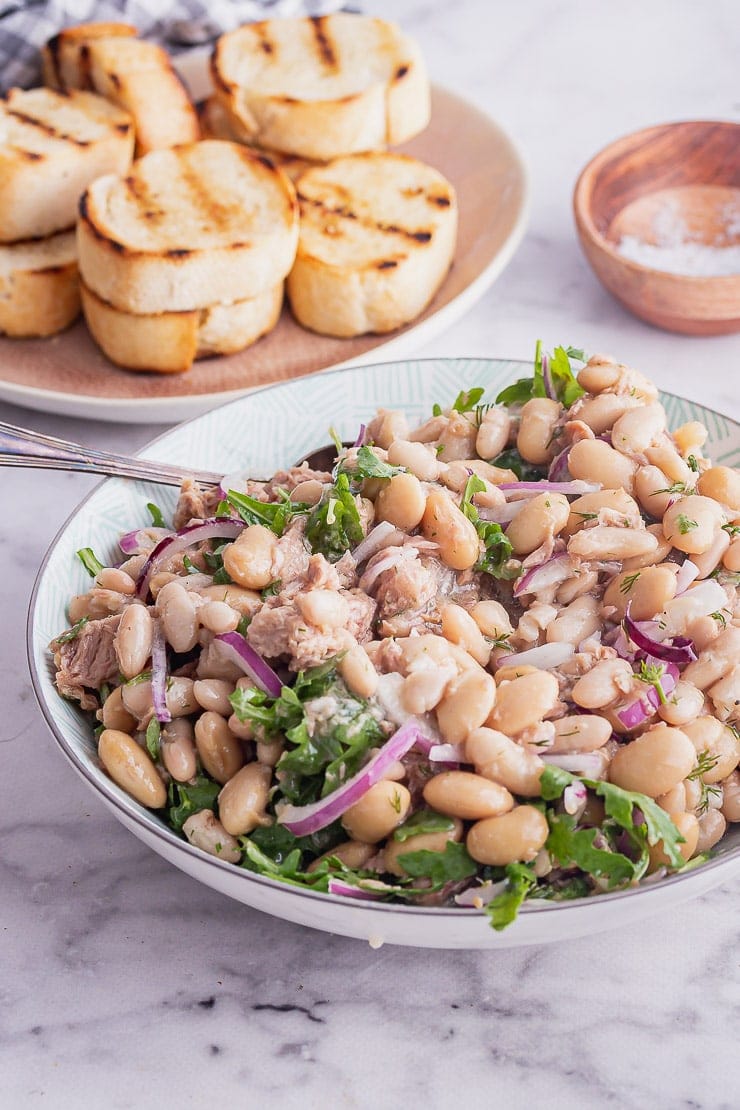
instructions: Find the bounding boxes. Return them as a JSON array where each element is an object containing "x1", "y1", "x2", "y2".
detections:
[
  {"x1": 392, "y1": 809, "x2": 456, "y2": 842},
  {"x1": 168, "y1": 775, "x2": 220, "y2": 832},
  {"x1": 147, "y1": 502, "x2": 166, "y2": 528},
  {"x1": 495, "y1": 340, "x2": 585, "y2": 408},
  {"x1": 145, "y1": 717, "x2": 161, "y2": 762},
  {"x1": 339, "y1": 446, "x2": 406, "y2": 481},
  {"x1": 247, "y1": 820, "x2": 345, "y2": 866},
  {"x1": 452, "y1": 387, "x2": 486, "y2": 413},
  {"x1": 305, "y1": 472, "x2": 364, "y2": 562},
  {"x1": 486, "y1": 863, "x2": 537, "y2": 931},
  {"x1": 546, "y1": 814, "x2": 636, "y2": 886},
  {"x1": 396, "y1": 841, "x2": 477, "y2": 885},
  {"x1": 55, "y1": 616, "x2": 89, "y2": 644},
  {"x1": 460, "y1": 474, "x2": 518, "y2": 580},
  {"x1": 77, "y1": 547, "x2": 104, "y2": 577},
  {"x1": 490, "y1": 448, "x2": 547, "y2": 482},
  {"x1": 225, "y1": 488, "x2": 308, "y2": 537}
]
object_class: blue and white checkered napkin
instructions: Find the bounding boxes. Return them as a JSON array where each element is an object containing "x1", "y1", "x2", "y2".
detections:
[{"x1": 0, "y1": 0, "x2": 349, "y2": 92}]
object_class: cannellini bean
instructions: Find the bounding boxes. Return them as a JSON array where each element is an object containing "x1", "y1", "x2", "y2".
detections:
[
  {"x1": 663, "y1": 495, "x2": 724, "y2": 555},
  {"x1": 658, "y1": 680, "x2": 705, "y2": 726},
  {"x1": 376, "y1": 472, "x2": 426, "y2": 531},
  {"x1": 198, "y1": 584, "x2": 262, "y2": 617},
  {"x1": 423, "y1": 771, "x2": 514, "y2": 820},
  {"x1": 96, "y1": 567, "x2": 136, "y2": 594},
  {"x1": 708, "y1": 665, "x2": 740, "y2": 723},
  {"x1": 157, "y1": 581, "x2": 199, "y2": 653},
  {"x1": 466, "y1": 727, "x2": 544, "y2": 797},
  {"x1": 296, "y1": 589, "x2": 350, "y2": 630},
  {"x1": 308, "y1": 840, "x2": 376, "y2": 873},
  {"x1": 609, "y1": 725, "x2": 696, "y2": 797},
  {"x1": 506, "y1": 493, "x2": 570, "y2": 556},
  {"x1": 98, "y1": 728, "x2": 166, "y2": 808},
  {"x1": 193, "y1": 678, "x2": 234, "y2": 716},
  {"x1": 256, "y1": 737, "x2": 283, "y2": 766},
  {"x1": 341, "y1": 781, "x2": 411, "y2": 843},
  {"x1": 68, "y1": 589, "x2": 130, "y2": 622},
  {"x1": 698, "y1": 465, "x2": 740, "y2": 512},
  {"x1": 546, "y1": 595, "x2": 600, "y2": 644},
  {"x1": 218, "y1": 763, "x2": 272, "y2": 836},
  {"x1": 402, "y1": 666, "x2": 454, "y2": 714},
  {"x1": 120, "y1": 676, "x2": 197, "y2": 722},
  {"x1": 114, "y1": 605, "x2": 154, "y2": 680},
  {"x1": 721, "y1": 771, "x2": 740, "y2": 822},
  {"x1": 645, "y1": 444, "x2": 694, "y2": 486},
  {"x1": 467, "y1": 805, "x2": 549, "y2": 866},
  {"x1": 655, "y1": 782, "x2": 687, "y2": 815},
  {"x1": 441, "y1": 603, "x2": 491, "y2": 666},
  {"x1": 681, "y1": 717, "x2": 740, "y2": 783},
  {"x1": 436, "y1": 412, "x2": 479, "y2": 461},
  {"x1": 183, "y1": 810, "x2": 241, "y2": 863},
  {"x1": 387, "y1": 439, "x2": 441, "y2": 481},
  {"x1": 195, "y1": 711, "x2": 244, "y2": 784},
  {"x1": 436, "y1": 669, "x2": 497, "y2": 743},
  {"x1": 370, "y1": 409, "x2": 409, "y2": 449},
  {"x1": 602, "y1": 564, "x2": 677, "y2": 622},
  {"x1": 476, "y1": 407, "x2": 511, "y2": 460},
  {"x1": 621, "y1": 525, "x2": 674, "y2": 572},
  {"x1": 577, "y1": 355, "x2": 622, "y2": 393},
  {"x1": 673, "y1": 421, "x2": 707, "y2": 457},
  {"x1": 648, "y1": 811, "x2": 699, "y2": 869},
  {"x1": 222, "y1": 525, "x2": 277, "y2": 590},
  {"x1": 100, "y1": 686, "x2": 136, "y2": 732},
  {"x1": 574, "y1": 393, "x2": 640, "y2": 435},
  {"x1": 517, "y1": 398, "x2": 561, "y2": 465},
  {"x1": 383, "y1": 819, "x2": 463, "y2": 877},
  {"x1": 441, "y1": 460, "x2": 511, "y2": 493},
  {"x1": 421, "y1": 489, "x2": 480, "y2": 570},
  {"x1": 634, "y1": 465, "x2": 678, "y2": 520},
  {"x1": 494, "y1": 663, "x2": 538, "y2": 684},
  {"x1": 565, "y1": 489, "x2": 640, "y2": 535},
  {"x1": 338, "y1": 645, "x2": 378, "y2": 699},
  {"x1": 611, "y1": 402, "x2": 666, "y2": 457},
  {"x1": 723, "y1": 537, "x2": 740, "y2": 573},
  {"x1": 160, "y1": 718, "x2": 197, "y2": 782},
  {"x1": 683, "y1": 627, "x2": 740, "y2": 690},
  {"x1": 550, "y1": 714, "x2": 612, "y2": 753},
  {"x1": 487, "y1": 670, "x2": 559, "y2": 735},
  {"x1": 397, "y1": 633, "x2": 455, "y2": 673},
  {"x1": 568, "y1": 525, "x2": 658, "y2": 562},
  {"x1": 290, "y1": 479, "x2": 325, "y2": 505},
  {"x1": 199, "y1": 600, "x2": 240, "y2": 635},
  {"x1": 471, "y1": 600, "x2": 513, "y2": 640},
  {"x1": 228, "y1": 712, "x2": 254, "y2": 740},
  {"x1": 567, "y1": 439, "x2": 637, "y2": 494},
  {"x1": 571, "y1": 658, "x2": 634, "y2": 709},
  {"x1": 696, "y1": 809, "x2": 727, "y2": 853},
  {"x1": 555, "y1": 568, "x2": 600, "y2": 604}
]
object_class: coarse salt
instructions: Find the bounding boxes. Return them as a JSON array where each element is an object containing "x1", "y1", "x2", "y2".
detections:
[{"x1": 616, "y1": 199, "x2": 740, "y2": 277}]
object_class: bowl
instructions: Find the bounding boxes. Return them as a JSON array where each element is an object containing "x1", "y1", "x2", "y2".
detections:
[
  {"x1": 28, "y1": 357, "x2": 740, "y2": 949},
  {"x1": 573, "y1": 120, "x2": 740, "y2": 335}
]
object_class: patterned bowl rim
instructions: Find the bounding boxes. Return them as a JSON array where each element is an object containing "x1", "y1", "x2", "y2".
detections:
[{"x1": 26, "y1": 356, "x2": 740, "y2": 919}]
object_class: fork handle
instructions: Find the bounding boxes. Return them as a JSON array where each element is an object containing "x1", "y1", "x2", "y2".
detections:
[{"x1": 0, "y1": 421, "x2": 223, "y2": 488}]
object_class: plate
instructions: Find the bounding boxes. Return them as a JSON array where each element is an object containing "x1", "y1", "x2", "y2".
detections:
[
  {"x1": 0, "y1": 59, "x2": 529, "y2": 424},
  {"x1": 27, "y1": 357, "x2": 740, "y2": 948}
]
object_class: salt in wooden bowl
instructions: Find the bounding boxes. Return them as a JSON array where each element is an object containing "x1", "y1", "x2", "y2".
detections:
[{"x1": 573, "y1": 120, "x2": 740, "y2": 335}]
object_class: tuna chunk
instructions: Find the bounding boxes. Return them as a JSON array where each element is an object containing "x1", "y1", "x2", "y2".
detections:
[
  {"x1": 272, "y1": 519, "x2": 310, "y2": 587},
  {"x1": 172, "y1": 479, "x2": 223, "y2": 529},
  {"x1": 247, "y1": 590, "x2": 376, "y2": 671},
  {"x1": 51, "y1": 613, "x2": 122, "y2": 708}
]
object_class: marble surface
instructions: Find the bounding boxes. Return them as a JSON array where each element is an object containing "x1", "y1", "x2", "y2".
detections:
[{"x1": 2, "y1": 1, "x2": 739, "y2": 1106}]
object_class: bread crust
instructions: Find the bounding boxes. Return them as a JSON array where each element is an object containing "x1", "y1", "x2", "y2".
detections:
[
  {"x1": 197, "y1": 97, "x2": 315, "y2": 182},
  {"x1": 211, "y1": 14, "x2": 430, "y2": 160},
  {"x1": 0, "y1": 87, "x2": 134, "y2": 242},
  {"x1": 77, "y1": 141, "x2": 298, "y2": 313},
  {"x1": 42, "y1": 24, "x2": 199, "y2": 154},
  {"x1": 0, "y1": 230, "x2": 80, "y2": 337},
  {"x1": 286, "y1": 153, "x2": 457, "y2": 337},
  {"x1": 81, "y1": 280, "x2": 283, "y2": 372}
]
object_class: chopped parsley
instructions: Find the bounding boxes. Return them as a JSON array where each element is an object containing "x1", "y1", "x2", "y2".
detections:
[
  {"x1": 147, "y1": 502, "x2": 167, "y2": 528},
  {"x1": 676, "y1": 513, "x2": 698, "y2": 535},
  {"x1": 168, "y1": 775, "x2": 220, "y2": 832},
  {"x1": 687, "y1": 455, "x2": 700, "y2": 473},
  {"x1": 76, "y1": 547, "x2": 105, "y2": 577},
  {"x1": 338, "y1": 445, "x2": 406, "y2": 482},
  {"x1": 722, "y1": 523, "x2": 740, "y2": 537},
  {"x1": 460, "y1": 474, "x2": 518, "y2": 580},
  {"x1": 55, "y1": 616, "x2": 89, "y2": 644},
  {"x1": 225, "y1": 488, "x2": 309, "y2": 537},
  {"x1": 305, "y1": 472, "x2": 364, "y2": 562},
  {"x1": 495, "y1": 340, "x2": 586, "y2": 408}
]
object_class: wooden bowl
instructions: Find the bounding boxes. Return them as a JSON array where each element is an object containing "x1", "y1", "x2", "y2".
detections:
[{"x1": 573, "y1": 121, "x2": 740, "y2": 335}]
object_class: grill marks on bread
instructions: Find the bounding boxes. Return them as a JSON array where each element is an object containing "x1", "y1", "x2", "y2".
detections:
[
  {"x1": 309, "y1": 16, "x2": 339, "y2": 70},
  {"x1": 6, "y1": 106, "x2": 92, "y2": 147}
]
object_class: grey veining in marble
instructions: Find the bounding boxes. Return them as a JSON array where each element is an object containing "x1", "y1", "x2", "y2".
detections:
[{"x1": 1, "y1": 2, "x2": 739, "y2": 1107}]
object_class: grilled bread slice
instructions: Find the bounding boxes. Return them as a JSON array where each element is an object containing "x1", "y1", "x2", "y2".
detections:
[
  {"x1": 81, "y1": 280, "x2": 283, "y2": 373},
  {"x1": 0, "y1": 230, "x2": 79, "y2": 337},
  {"x1": 77, "y1": 140, "x2": 298, "y2": 314},
  {"x1": 43, "y1": 23, "x2": 199, "y2": 154},
  {"x1": 211, "y1": 14, "x2": 430, "y2": 160},
  {"x1": 287, "y1": 153, "x2": 456, "y2": 337},
  {"x1": 197, "y1": 96, "x2": 314, "y2": 182},
  {"x1": 0, "y1": 87, "x2": 134, "y2": 242}
]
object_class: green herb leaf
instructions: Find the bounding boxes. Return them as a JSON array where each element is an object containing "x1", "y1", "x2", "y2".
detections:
[
  {"x1": 687, "y1": 455, "x2": 700, "y2": 473},
  {"x1": 392, "y1": 809, "x2": 456, "y2": 842},
  {"x1": 676, "y1": 513, "x2": 698, "y2": 535},
  {"x1": 494, "y1": 340, "x2": 585, "y2": 409},
  {"x1": 145, "y1": 716, "x2": 161, "y2": 761},
  {"x1": 452, "y1": 387, "x2": 486, "y2": 413},
  {"x1": 305, "y1": 472, "x2": 364, "y2": 562},
  {"x1": 432, "y1": 403, "x2": 443, "y2": 417},
  {"x1": 168, "y1": 775, "x2": 220, "y2": 832},
  {"x1": 225, "y1": 488, "x2": 308, "y2": 537},
  {"x1": 147, "y1": 502, "x2": 166, "y2": 528},
  {"x1": 76, "y1": 547, "x2": 105, "y2": 577},
  {"x1": 55, "y1": 616, "x2": 89, "y2": 644},
  {"x1": 236, "y1": 614, "x2": 251, "y2": 637},
  {"x1": 459, "y1": 474, "x2": 517, "y2": 580},
  {"x1": 547, "y1": 814, "x2": 636, "y2": 886},
  {"x1": 486, "y1": 862, "x2": 537, "y2": 931},
  {"x1": 396, "y1": 841, "x2": 477, "y2": 885},
  {"x1": 182, "y1": 554, "x2": 200, "y2": 575},
  {"x1": 722, "y1": 523, "x2": 740, "y2": 537},
  {"x1": 619, "y1": 571, "x2": 641, "y2": 594},
  {"x1": 339, "y1": 445, "x2": 406, "y2": 481},
  {"x1": 261, "y1": 579, "x2": 282, "y2": 598},
  {"x1": 636, "y1": 659, "x2": 668, "y2": 705}
]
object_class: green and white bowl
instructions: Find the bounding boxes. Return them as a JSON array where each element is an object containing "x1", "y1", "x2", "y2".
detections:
[{"x1": 27, "y1": 358, "x2": 740, "y2": 948}]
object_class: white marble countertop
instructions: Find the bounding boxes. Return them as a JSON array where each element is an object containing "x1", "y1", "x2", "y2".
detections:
[{"x1": 2, "y1": 2, "x2": 739, "y2": 1106}]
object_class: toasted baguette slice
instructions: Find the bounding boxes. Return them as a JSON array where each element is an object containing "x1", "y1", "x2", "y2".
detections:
[
  {"x1": 197, "y1": 97, "x2": 314, "y2": 182},
  {"x1": 43, "y1": 24, "x2": 199, "y2": 154},
  {"x1": 78, "y1": 140, "x2": 298, "y2": 314},
  {"x1": 0, "y1": 87, "x2": 134, "y2": 242},
  {"x1": 0, "y1": 230, "x2": 80, "y2": 337},
  {"x1": 81, "y1": 280, "x2": 283, "y2": 372},
  {"x1": 211, "y1": 14, "x2": 430, "y2": 160},
  {"x1": 287, "y1": 153, "x2": 456, "y2": 337}
]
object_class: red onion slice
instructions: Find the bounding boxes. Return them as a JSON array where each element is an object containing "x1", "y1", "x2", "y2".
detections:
[
  {"x1": 151, "y1": 619, "x2": 171, "y2": 724},
  {"x1": 135, "y1": 518, "x2": 245, "y2": 599},
  {"x1": 623, "y1": 605, "x2": 696, "y2": 665},
  {"x1": 214, "y1": 632, "x2": 282, "y2": 697},
  {"x1": 499, "y1": 480, "x2": 601, "y2": 495},
  {"x1": 502, "y1": 642, "x2": 575, "y2": 670},
  {"x1": 514, "y1": 554, "x2": 574, "y2": 597},
  {"x1": 352, "y1": 424, "x2": 367, "y2": 449},
  {"x1": 674, "y1": 560, "x2": 700, "y2": 596},
  {"x1": 351, "y1": 521, "x2": 405, "y2": 564},
  {"x1": 328, "y1": 878, "x2": 385, "y2": 901},
  {"x1": 119, "y1": 527, "x2": 172, "y2": 556},
  {"x1": 477, "y1": 501, "x2": 527, "y2": 525},
  {"x1": 547, "y1": 445, "x2": 572, "y2": 483},
  {"x1": 454, "y1": 880, "x2": 508, "y2": 907},
  {"x1": 277, "y1": 719, "x2": 423, "y2": 836},
  {"x1": 616, "y1": 662, "x2": 679, "y2": 730}
]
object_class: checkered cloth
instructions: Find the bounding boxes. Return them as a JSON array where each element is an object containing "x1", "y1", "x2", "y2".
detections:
[{"x1": 0, "y1": 1, "x2": 349, "y2": 91}]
